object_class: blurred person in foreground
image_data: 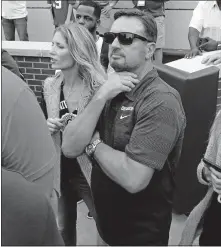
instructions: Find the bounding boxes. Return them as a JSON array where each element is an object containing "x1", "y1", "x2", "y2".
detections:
[
  {"x1": 2, "y1": 66, "x2": 55, "y2": 199},
  {"x1": 2, "y1": 49, "x2": 23, "y2": 79},
  {"x1": 2, "y1": 168, "x2": 64, "y2": 246},
  {"x1": 180, "y1": 110, "x2": 221, "y2": 246}
]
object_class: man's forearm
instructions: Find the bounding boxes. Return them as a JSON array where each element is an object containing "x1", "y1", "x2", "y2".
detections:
[
  {"x1": 94, "y1": 143, "x2": 133, "y2": 191},
  {"x1": 62, "y1": 92, "x2": 106, "y2": 157},
  {"x1": 94, "y1": 143, "x2": 153, "y2": 193},
  {"x1": 188, "y1": 27, "x2": 200, "y2": 49}
]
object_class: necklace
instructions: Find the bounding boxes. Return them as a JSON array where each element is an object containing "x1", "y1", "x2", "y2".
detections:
[{"x1": 63, "y1": 79, "x2": 85, "y2": 101}]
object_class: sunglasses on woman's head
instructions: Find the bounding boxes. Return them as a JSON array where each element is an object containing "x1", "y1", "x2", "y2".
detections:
[{"x1": 103, "y1": 32, "x2": 152, "y2": 46}]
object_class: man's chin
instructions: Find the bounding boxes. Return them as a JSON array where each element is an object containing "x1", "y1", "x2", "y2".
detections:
[{"x1": 110, "y1": 62, "x2": 125, "y2": 72}]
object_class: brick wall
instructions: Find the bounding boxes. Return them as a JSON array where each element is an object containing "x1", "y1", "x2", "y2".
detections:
[
  {"x1": 13, "y1": 54, "x2": 221, "y2": 111},
  {"x1": 13, "y1": 55, "x2": 55, "y2": 102},
  {"x1": 2, "y1": 41, "x2": 221, "y2": 111}
]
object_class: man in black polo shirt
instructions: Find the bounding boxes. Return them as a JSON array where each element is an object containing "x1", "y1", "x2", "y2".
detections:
[{"x1": 62, "y1": 10, "x2": 186, "y2": 245}]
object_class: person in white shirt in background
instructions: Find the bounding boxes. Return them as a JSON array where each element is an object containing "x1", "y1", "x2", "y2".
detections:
[
  {"x1": 186, "y1": 0, "x2": 221, "y2": 59},
  {"x1": 2, "y1": 1, "x2": 28, "y2": 41}
]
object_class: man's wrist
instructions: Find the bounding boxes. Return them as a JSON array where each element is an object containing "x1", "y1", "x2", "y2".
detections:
[
  {"x1": 85, "y1": 138, "x2": 103, "y2": 157},
  {"x1": 95, "y1": 87, "x2": 108, "y2": 103}
]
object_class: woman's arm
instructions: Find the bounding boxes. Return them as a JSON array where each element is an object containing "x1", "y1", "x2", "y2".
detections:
[{"x1": 197, "y1": 161, "x2": 211, "y2": 185}]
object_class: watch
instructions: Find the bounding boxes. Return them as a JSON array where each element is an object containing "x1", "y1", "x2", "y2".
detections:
[
  {"x1": 217, "y1": 43, "x2": 221, "y2": 50},
  {"x1": 85, "y1": 139, "x2": 103, "y2": 157}
]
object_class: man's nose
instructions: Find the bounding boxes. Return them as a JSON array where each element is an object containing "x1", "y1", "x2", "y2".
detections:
[
  {"x1": 111, "y1": 36, "x2": 121, "y2": 48},
  {"x1": 78, "y1": 17, "x2": 85, "y2": 25}
]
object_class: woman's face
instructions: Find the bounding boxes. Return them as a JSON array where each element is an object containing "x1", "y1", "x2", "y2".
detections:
[{"x1": 50, "y1": 31, "x2": 75, "y2": 70}]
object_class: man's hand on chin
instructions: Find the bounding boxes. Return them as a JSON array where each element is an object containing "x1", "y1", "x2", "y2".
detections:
[{"x1": 97, "y1": 72, "x2": 139, "y2": 101}]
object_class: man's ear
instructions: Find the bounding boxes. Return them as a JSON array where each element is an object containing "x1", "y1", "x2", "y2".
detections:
[
  {"x1": 145, "y1": 42, "x2": 156, "y2": 60},
  {"x1": 96, "y1": 19, "x2": 101, "y2": 27}
]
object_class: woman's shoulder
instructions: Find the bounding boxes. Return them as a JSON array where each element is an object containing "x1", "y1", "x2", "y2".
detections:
[{"x1": 43, "y1": 72, "x2": 63, "y2": 89}]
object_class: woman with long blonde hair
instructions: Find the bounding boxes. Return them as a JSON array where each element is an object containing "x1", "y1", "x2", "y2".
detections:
[{"x1": 41, "y1": 23, "x2": 106, "y2": 246}]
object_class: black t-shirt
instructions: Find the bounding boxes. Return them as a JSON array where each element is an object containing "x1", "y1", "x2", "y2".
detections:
[{"x1": 2, "y1": 168, "x2": 64, "y2": 246}]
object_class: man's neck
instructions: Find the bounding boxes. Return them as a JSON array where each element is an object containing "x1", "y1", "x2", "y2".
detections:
[
  {"x1": 133, "y1": 61, "x2": 154, "y2": 81},
  {"x1": 91, "y1": 31, "x2": 98, "y2": 42}
]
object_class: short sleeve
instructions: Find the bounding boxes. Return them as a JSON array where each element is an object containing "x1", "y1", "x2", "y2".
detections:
[
  {"x1": 125, "y1": 93, "x2": 185, "y2": 171},
  {"x1": 2, "y1": 88, "x2": 56, "y2": 183},
  {"x1": 189, "y1": 2, "x2": 204, "y2": 32}
]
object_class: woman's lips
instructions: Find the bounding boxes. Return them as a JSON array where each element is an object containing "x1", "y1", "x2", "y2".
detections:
[{"x1": 50, "y1": 58, "x2": 57, "y2": 63}]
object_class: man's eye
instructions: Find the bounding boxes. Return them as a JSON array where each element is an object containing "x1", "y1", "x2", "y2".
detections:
[
  {"x1": 76, "y1": 15, "x2": 80, "y2": 19},
  {"x1": 85, "y1": 17, "x2": 90, "y2": 21}
]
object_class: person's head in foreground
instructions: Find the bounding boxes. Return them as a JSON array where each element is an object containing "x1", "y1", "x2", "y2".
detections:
[{"x1": 104, "y1": 10, "x2": 157, "y2": 74}]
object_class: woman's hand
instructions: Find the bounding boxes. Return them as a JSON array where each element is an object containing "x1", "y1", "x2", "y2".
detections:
[
  {"x1": 210, "y1": 167, "x2": 221, "y2": 195},
  {"x1": 47, "y1": 118, "x2": 64, "y2": 135},
  {"x1": 203, "y1": 165, "x2": 212, "y2": 183}
]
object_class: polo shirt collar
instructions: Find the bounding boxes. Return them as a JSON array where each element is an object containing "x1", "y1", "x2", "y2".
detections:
[{"x1": 125, "y1": 68, "x2": 159, "y2": 101}]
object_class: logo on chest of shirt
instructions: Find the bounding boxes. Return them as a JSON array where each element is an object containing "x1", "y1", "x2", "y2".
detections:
[{"x1": 120, "y1": 106, "x2": 134, "y2": 120}]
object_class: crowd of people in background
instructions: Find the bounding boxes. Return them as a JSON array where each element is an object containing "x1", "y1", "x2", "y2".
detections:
[{"x1": 1, "y1": 0, "x2": 221, "y2": 246}]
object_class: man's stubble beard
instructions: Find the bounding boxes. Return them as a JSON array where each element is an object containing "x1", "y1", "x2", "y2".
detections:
[{"x1": 88, "y1": 24, "x2": 96, "y2": 34}]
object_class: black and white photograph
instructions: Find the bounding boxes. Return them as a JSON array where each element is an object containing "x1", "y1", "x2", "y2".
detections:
[{"x1": 1, "y1": 0, "x2": 221, "y2": 246}]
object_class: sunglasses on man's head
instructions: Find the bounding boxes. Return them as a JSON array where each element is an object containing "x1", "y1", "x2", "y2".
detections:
[{"x1": 103, "y1": 32, "x2": 152, "y2": 45}]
